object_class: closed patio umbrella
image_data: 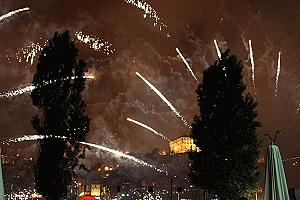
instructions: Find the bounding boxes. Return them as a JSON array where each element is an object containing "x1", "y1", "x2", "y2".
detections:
[{"x1": 264, "y1": 144, "x2": 290, "y2": 200}]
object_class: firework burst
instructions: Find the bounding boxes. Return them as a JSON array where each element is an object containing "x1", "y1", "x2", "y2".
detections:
[
  {"x1": 16, "y1": 41, "x2": 47, "y2": 66},
  {"x1": 124, "y1": 0, "x2": 169, "y2": 36},
  {"x1": 75, "y1": 31, "x2": 115, "y2": 55}
]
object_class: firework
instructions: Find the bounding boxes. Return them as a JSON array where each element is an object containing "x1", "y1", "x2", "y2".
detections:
[
  {"x1": 127, "y1": 117, "x2": 170, "y2": 141},
  {"x1": 175, "y1": 48, "x2": 198, "y2": 83},
  {"x1": 135, "y1": 72, "x2": 191, "y2": 129},
  {"x1": 1, "y1": 135, "x2": 66, "y2": 145},
  {"x1": 75, "y1": 31, "x2": 115, "y2": 55},
  {"x1": 16, "y1": 41, "x2": 47, "y2": 66},
  {"x1": 1, "y1": 134, "x2": 167, "y2": 174},
  {"x1": 214, "y1": 39, "x2": 221, "y2": 59},
  {"x1": 282, "y1": 155, "x2": 300, "y2": 162},
  {"x1": 282, "y1": 155, "x2": 300, "y2": 166},
  {"x1": 0, "y1": 74, "x2": 94, "y2": 98},
  {"x1": 275, "y1": 52, "x2": 281, "y2": 96},
  {"x1": 0, "y1": 7, "x2": 29, "y2": 22},
  {"x1": 124, "y1": 0, "x2": 168, "y2": 34},
  {"x1": 248, "y1": 40, "x2": 256, "y2": 89},
  {"x1": 80, "y1": 142, "x2": 168, "y2": 174},
  {"x1": 0, "y1": 85, "x2": 35, "y2": 98}
]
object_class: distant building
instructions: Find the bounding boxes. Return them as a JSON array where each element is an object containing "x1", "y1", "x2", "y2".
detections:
[{"x1": 169, "y1": 135, "x2": 200, "y2": 154}]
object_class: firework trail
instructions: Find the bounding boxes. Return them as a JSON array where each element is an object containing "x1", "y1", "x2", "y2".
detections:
[
  {"x1": 175, "y1": 48, "x2": 198, "y2": 83},
  {"x1": 127, "y1": 117, "x2": 170, "y2": 142},
  {"x1": 0, "y1": 74, "x2": 94, "y2": 98},
  {"x1": 81, "y1": 141, "x2": 167, "y2": 174},
  {"x1": 75, "y1": 31, "x2": 115, "y2": 55},
  {"x1": 248, "y1": 40, "x2": 256, "y2": 89},
  {"x1": 0, "y1": 7, "x2": 29, "y2": 22},
  {"x1": 275, "y1": 52, "x2": 281, "y2": 96},
  {"x1": 16, "y1": 41, "x2": 47, "y2": 66},
  {"x1": 1, "y1": 135, "x2": 66, "y2": 145},
  {"x1": 135, "y1": 72, "x2": 191, "y2": 129},
  {"x1": 1, "y1": 134, "x2": 167, "y2": 174},
  {"x1": 0, "y1": 85, "x2": 35, "y2": 98},
  {"x1": 124, "y1": 0, "x2": 169, "y2": 35},
  {"x1": 214, "y1": 39, "x2": 221, "y2": 59}
]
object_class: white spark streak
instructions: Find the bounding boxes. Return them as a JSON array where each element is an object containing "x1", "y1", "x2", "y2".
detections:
[
  {"x1": 176, "y1": 48, "x2": 198, "y2": 83},
  {"x1": 0, "y1": 85, "x2": 35, "y2": 98},
  {"x1": 75, "y1": 31, "x2": 115, "y2": 55},
  {"x1": 0, "y1": 7, "x2": 29, "y2": 22},
  {"x1": 275, "y1": 52, "x2": 281, "y2": 96},
  {"x1": 124, "y1": 0, "x2": 168, "y2": 34},
  {"x1": 127, "y1": 117, "x2": 170, "y2": 142},
  {"x1": 249, "y1": 40, "x2": 256, "y2": 88},
  {"x1": 1, "y1": 134, "x2": 167, "y2": 174},
  {"x1": 214, "y1": 39, "x2": 221, "y2": 59},
  {"x1": 80, "y1": 141, "x2": 168, "y2": 174},
  {"x1": 0, "y1": 74, "x2": 94, "y2": 98},
  {"x1": 135, "y1": 72, "x2": 191, "y2": 129},
  {"x1": 1, "y1": 135, "x2": 66, "y2": 145}
]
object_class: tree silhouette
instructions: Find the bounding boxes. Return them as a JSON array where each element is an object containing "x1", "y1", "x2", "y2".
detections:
[
  {"x1": 31, "y1": 31, "x2": 90, "y2": 200},
  {"x1": 189, "y1": 50, "x2": 261, "y2": 200}
]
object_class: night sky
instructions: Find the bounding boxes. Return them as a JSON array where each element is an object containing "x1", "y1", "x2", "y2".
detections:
[{"x1": 0, "y1": 0, "x2": 300, "y2": 187}]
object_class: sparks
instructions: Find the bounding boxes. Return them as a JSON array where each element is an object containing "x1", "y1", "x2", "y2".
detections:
[
  {"x1": 1, "y1": 135, "x2": 66, "y2": 145},
  {"x1": 293, "y1": 104, "x2": 300, "y2": 125},
  {"x1": 248, "y1": 40, "x2": 256, "y2": 89},
  {"x1": 127, "y1": 117, "x2": 170, "y2": 142},
  {"x1": 275, "y1": 52, "x2": 281, "y2": 96},
  {"x1": 135, "y1": 72, "x2": 191, "y2": 129},
  {"x1": 75, "y1": 31, "x2": 115, "y2": 55},
  {"x1": 214, "y1": 39, "x2": 221, "y2": 59},
  {"x1": 124, "y1": 0, "x2": 168, "y2": 35},
  {"x1": 80, "y1": 141, "x2": 168, "y2": 174},
  {"x1": 1, "y1": 134, "x2": 167, "y2": 174},
  {"x1": 16, "y1": 41, "x2": 47, "y2": 66},
  {"x1": 0, "y1": 7, "x2": 29, "y2": 22},
  {"x1": 0, "y1": 85, "x2": 35, "y2": 98},
  {"x1": 0, "y1": 74, "x2": 94, "y2": 98},
  {"x1": 282, "y1": 155, "x2": 300, "y2": 162},
  {"x1": 175, "y1": 48, "x2": 198, "y2": 83}
]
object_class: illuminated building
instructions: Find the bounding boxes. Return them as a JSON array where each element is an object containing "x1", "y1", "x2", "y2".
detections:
[{"x1": 169, "y1": 135, "x2": 200, "y2": 154}]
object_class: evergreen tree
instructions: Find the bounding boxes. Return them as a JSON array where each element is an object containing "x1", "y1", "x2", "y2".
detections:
[
  {"x1": 189, "y1": 50, "x2": 261, "y2": 200},
  {"x1": 31, "y1": 31, "x2": 90, "y2": 200}
]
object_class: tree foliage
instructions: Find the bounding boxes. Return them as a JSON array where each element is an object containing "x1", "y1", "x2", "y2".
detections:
[
  {"x1": 31, "y1": 31, "x2": 90, "y2": 200},
  {"x1": 189, "y1": 50, "x2": 261, "y2": 200}
]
